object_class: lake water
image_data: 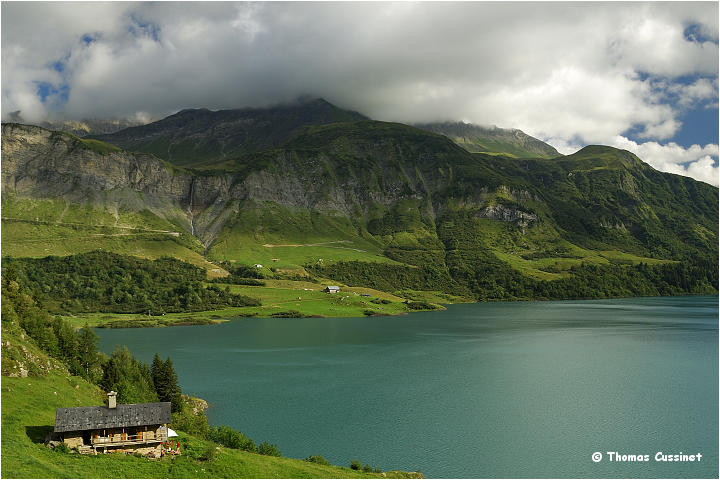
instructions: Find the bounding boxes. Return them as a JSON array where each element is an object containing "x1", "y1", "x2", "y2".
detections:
[{"x1": 97, "y1": 296, "x2": 718, "y2": 478}]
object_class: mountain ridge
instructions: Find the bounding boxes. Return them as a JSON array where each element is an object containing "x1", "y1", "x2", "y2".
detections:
[
  {"x1": 2, "y1": 99, "x2": 717, "y2": 301},
  {"x1": 415, "y1": 121, "x2": 560, "y2": 158},
  {"x1": 89, "y1": 98, "x2": 369, "y2": 167}
]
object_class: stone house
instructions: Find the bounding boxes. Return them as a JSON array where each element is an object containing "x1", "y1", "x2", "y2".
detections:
[
  {"x1": 323, "y1": 286, "x2": 340, "y2": 293},
  {"x1": 54, "y1": 391, "x2": 171, "y2": 455}
]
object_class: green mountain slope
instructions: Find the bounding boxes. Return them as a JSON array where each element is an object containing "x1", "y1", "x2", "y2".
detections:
[
  {"x1": 415, "y1": 121, "x2": 560, "y2": 158},
  {"x1": 90, "y1": 98, "x2": 368, "y2": 167},
  {"x1": 3, "y1": 100, "x2": 717, "y2": 302}
]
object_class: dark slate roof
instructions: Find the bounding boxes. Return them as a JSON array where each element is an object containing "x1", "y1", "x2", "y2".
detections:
[{"x1": 54, "y1": 402, "x2": 171, "y2": 433}]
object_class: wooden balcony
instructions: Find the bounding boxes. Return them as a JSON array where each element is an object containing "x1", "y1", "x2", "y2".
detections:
[{"x1": 91, "y1": 432, "x2": 168, "y2": 447}]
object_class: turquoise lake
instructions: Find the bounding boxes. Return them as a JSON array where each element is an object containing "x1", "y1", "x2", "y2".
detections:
[{"x1": 97, "y1": 296, "x2": 718, "y2": 478}]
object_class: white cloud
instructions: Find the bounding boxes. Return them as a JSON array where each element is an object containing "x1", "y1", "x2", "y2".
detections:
[
  {"x1": 1, "y1": 2, "x2": 718, "y2": 184},
  {"x1": 607, "y1": 136, "x2": 719, "y2": 186}
]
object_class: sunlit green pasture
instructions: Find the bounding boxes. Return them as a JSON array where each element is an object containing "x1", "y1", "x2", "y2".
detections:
[{"x1": 60, "y1": 280, "x2": 419, "y2": 329}]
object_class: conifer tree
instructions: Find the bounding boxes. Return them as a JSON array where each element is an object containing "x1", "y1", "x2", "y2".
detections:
[
  {"x1": 164, "y1": 357, "x2": 183, "y2": 412},
  {"x1": 151, "y1": 353, "x2": 183, "y2": 412},
  {"x1": 77, "y1": 322, "x2": 99, "y2": 379},
  {"x1": 151, "y1": 353, "x2": 165, "y2": 391}
]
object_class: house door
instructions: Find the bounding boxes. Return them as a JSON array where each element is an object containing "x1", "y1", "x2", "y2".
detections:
[{"x1": 82, "y1": 431, "x2": 91, "y2": 445}]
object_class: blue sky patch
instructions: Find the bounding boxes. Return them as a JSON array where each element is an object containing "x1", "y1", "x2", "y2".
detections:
[
  {"x1": 35, "y1": 82, "x2": 69, "y2": 104},
  {"x1": 673, "y1": 105, "x2": 719, "y2": 148},
  {"x1": 623, "y1": 103, "x2": 718, "y2": 149},
  {"x1": 683, "y1": 24, "x2": 718, "y2": 45}
]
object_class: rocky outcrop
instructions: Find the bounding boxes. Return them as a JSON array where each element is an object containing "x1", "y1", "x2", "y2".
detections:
[
  {"x1": 2, "y1": 123, "x2": 192, "y2": 202},
  {"x1": 477, "y1": 204, "x2": 538, "y2": 231}
]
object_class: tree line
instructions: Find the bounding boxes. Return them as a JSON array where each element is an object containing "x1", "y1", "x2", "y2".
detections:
[
  {"x1": 4, "y1": 251, "x2": 260, "y2": 314},
  {"x1": 309, "y1": 256, "x2": 717, "y2": 302}
]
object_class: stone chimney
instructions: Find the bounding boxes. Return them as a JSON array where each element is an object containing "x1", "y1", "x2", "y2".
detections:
[{"x1": 108, "y1": 391, "x2": 117, "y2": 409}]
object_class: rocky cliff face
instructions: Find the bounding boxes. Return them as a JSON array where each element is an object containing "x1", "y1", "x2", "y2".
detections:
[
  {"x1": 2, "y1": 123, "x2": 467, "y2": 248},
  {"x1": 3, "y1": 123, "x2": 195, "y2": 228}
]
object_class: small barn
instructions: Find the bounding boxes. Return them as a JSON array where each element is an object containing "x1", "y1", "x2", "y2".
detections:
[
  {"x1": 323, "y1": 286, "x2": 340, "y2": 293},
  {"x1": 54, "y1": 392, "x2": 171, "y2": 455}
]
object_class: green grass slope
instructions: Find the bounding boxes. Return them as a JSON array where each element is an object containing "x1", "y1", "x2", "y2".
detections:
[{"x1": 1, "y1": 196, "x2": 227, "y2": 277}]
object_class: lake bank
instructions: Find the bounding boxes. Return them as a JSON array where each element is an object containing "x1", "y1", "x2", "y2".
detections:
[
  {"x1": 62, "y1": 280, "x2": 455, "y2": 328},
  {"x1": 67, "y1": 284, "x2": 712, "y2": 329}
]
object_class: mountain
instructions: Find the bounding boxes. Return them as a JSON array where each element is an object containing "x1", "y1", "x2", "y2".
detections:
[
  {"x1": 2, "y1": 100, "x2": 717, "y2": 301},
  {"x1": 40, "y1": 118, "x2": 149, "y2": 137},
  {"x1": 89, "y1": 98, "x2": 368, "y2": 168},
  {"x1": 415, "y1": 122, "x2": 560, "y2": 158},
  {"x1": 4, "y1": 111, "x2": 147, "y2": 137}
]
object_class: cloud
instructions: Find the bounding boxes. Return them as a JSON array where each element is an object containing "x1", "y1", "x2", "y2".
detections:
[
  {"x1": 609, "y1": 136, "x2": 719, "y2": 186},
  {"x1": 1, "y1": 2, "x2": 718, "y2": 184}
]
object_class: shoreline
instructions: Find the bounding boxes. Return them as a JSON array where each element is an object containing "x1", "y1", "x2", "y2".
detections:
[{"x1": 66, "y1": 292, "x2": 717, "y2": 329}]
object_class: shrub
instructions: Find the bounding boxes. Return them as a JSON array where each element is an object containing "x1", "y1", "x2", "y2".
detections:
[
  {"x1": 206, "y1": 425, "x2": 256, "y2": 452},
  {"x1": 257, "y1": 441, "x2": 281, "y2": 457},
  {"x1": 54, "y1": 442, "x2": 70, "y2": 453},
  {"x1": 350, "y1": 459, "x2": 361, "y2": 470},
  {"x1": 363, "y1": 464, "x2": 372, "y2": 472},
  {"x1": 170, "y1": 398, "x2": 210, "y2": 437},
  {"x1": 270, "y1": 310, "x2": 309, "y2": 318},
  {"x1": 305, "y1": 454, "x2": 330, "y2": 465},
  {"x1": 405, "y1": 301, "x2": 437, "y2": 310},
  {"x1": 199, "y1": 444, "x2": 216, "y2": 462}
]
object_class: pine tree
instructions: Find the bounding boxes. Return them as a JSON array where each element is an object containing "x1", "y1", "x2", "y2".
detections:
[
  {"x1": 164, "y1": 357, "x2": 183, "y2": 413},
  {"x1": 151, "y1": 353, "x2": 182, "y2": 412},
  {"x1": 77, "y1": 322, "x2": 99, "y2": 379},
  {"x1": 151, "y1": 353, "x2": 165, "y2": 392}
]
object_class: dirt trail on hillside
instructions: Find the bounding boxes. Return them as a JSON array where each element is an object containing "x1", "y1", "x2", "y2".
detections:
[
  {"x1": 2, "y1": 217, "x2": 180, "y2": 236},
  {"x1": 261, "y1": 240, "x2": 368, "y2": 253},
  {"x1": 262, "y1": 240, "x2": 352, "y2": 247}
]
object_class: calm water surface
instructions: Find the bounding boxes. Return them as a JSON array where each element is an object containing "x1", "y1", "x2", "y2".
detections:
[{"x1": 97, "y1": 296, "x2": 718, "y2": 478}]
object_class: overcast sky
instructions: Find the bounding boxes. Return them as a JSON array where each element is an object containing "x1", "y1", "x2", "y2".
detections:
[{"x1": 2, "y1": 2, "x2": 718, "y2": 185}]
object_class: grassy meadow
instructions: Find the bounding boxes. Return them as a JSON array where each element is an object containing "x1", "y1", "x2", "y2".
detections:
[
  {"x1": 59, "y1": 280, "x2": 425, "y2": 329},
  {"x1": 1, "y1": 196, "x2": 226, "y2": 276}
]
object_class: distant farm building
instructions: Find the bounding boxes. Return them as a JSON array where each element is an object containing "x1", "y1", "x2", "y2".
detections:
[
  {"x1": 324, "y1": 286, "x2": 340, "y2": 293},
  {"x1": 53, "y1": 391, "x2": 170, "y2": 456}
]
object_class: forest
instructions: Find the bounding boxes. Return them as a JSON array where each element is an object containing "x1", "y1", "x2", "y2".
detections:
[
  {"x1": 309, "y1": 257, "x2": 717, "y2": 301},
  {"x1": 4, "y1": 252, "x2": 261, "y2": 314}
]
